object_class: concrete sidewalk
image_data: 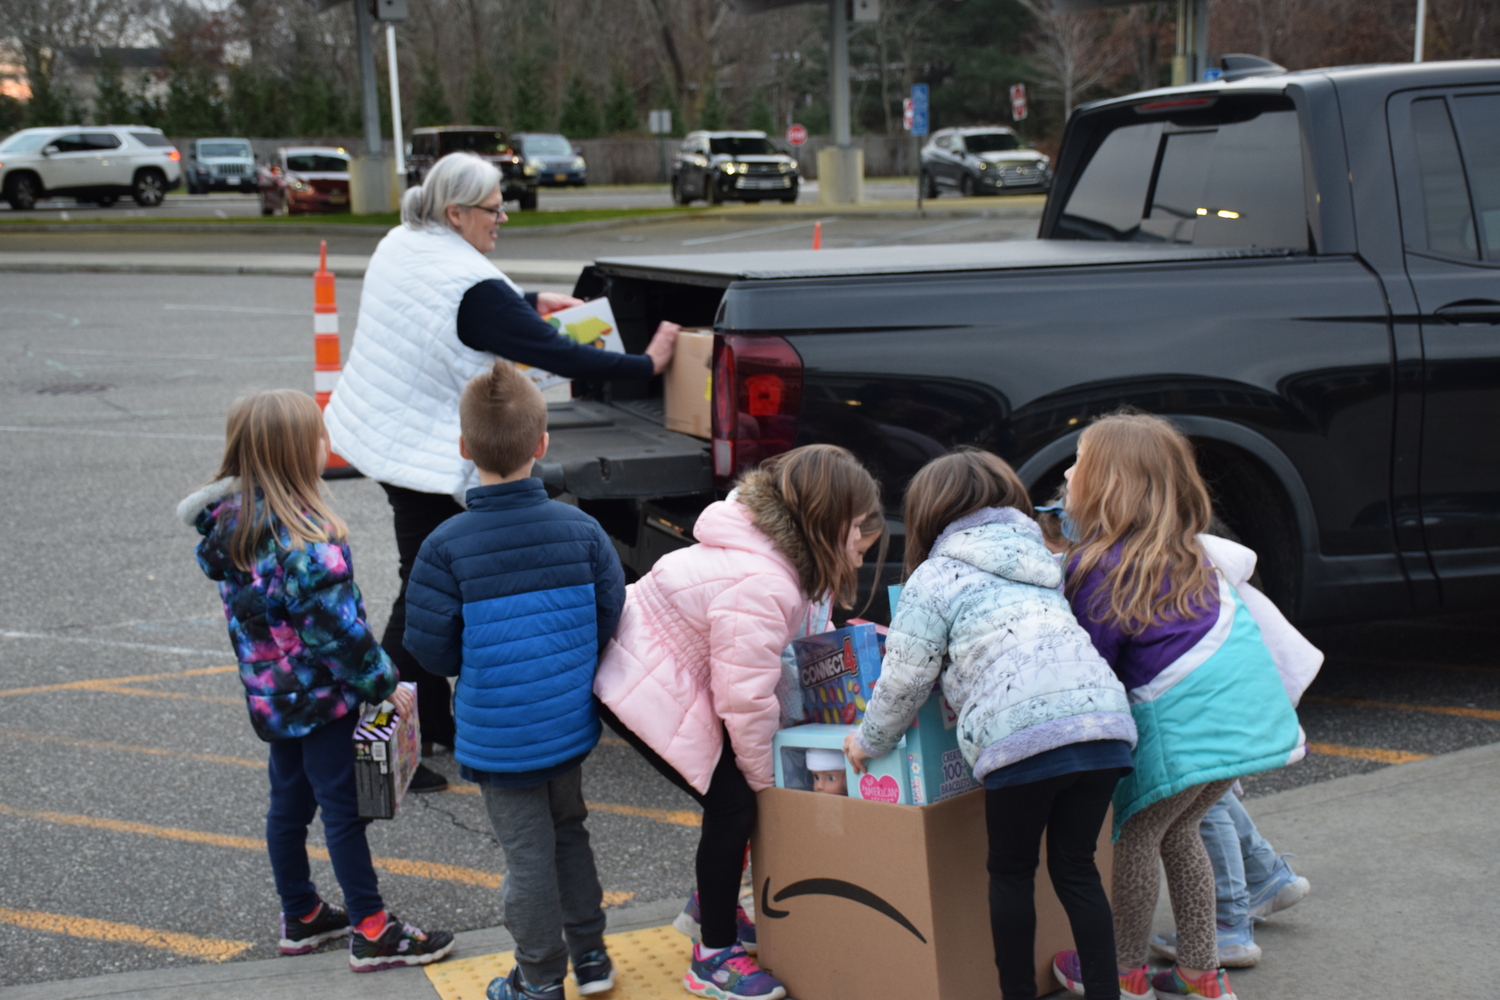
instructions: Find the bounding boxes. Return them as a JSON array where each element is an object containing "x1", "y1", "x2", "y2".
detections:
[
  {"x1": 0, "y1": 252, "x2": 588, "y2": 285},
  {"x1": 4, "y1": 742, "x2": 1495, "y2": 1000}
]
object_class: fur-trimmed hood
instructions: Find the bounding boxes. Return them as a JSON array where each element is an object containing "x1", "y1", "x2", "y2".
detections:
[
  {"x1": 728, "y1": 466, "x2": 818, "y2": 597},
  {"x1": 177, "y1": 477, "x2": 237, "y2": 529}
]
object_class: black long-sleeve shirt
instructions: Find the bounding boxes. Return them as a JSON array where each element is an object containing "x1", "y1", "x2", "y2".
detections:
[{"x1": 455, "y1": 280, "x2": 654, "y2": 380}]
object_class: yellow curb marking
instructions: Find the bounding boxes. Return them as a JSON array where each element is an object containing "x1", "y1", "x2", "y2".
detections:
[
  {"x1": 1306, "y1": 741, "x2": 1430, "y2": 765},
  {"x1": 0, "y1": 664, "x2": 239, "y2": 705},
  {"x1": 0, "y1": 906, "x2": 252, "y2": 962},
  {"x1": 426, "y1": 923, "x2": 693, "y2": 1000},
  {"x1": 1304, "y1": 694, "x2": 1500, "y2": 723}
]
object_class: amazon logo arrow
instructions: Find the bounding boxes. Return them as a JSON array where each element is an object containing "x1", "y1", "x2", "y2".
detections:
[{"x1": 760, "y1": 876, "x2": 928, "y2": 943}]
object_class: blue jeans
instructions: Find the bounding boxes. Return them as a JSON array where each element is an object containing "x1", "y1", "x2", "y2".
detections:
[
  {"x1": 266, "y1": 709, "x2": 384, "y2": 922},
  {"x1": 1199, "y1": 789, "x2": 1279, "y2": 929}
]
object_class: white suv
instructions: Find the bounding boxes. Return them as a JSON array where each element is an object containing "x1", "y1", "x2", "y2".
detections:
[{"x1": 0, "y1": 125, "x2": 183, "y2": 210}]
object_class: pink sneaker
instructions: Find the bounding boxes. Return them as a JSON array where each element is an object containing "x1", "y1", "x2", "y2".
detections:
[
  {"x1": 1152, "y1": 965, "x2": 1238, "y2": 999},
  {"x1": 1052, "y1": 950, "x2": 1153, "y2": 1000}
]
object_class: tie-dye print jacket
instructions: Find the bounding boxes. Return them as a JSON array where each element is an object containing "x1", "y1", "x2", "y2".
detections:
[{"x1": 178, "y1": 477, "x2": 398, "y2": 741}]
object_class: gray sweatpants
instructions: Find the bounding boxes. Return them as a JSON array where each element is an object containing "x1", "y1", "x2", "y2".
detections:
[{"x1": 480, "y1": 765, "x2": 607, "y2": 986}]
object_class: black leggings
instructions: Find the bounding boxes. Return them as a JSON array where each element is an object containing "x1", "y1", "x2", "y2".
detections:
[
  {"x1": 596, "y1": 700, "x2": 755, "y2": 949},
  {"x1": 379, "y1": 482, "x2": 463, "y2": 748},
  {"x1": 986, "y1": 767, "x2": 1124, "y2": 1000}
]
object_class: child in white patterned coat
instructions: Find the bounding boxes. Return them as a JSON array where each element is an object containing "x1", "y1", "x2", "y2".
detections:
[{"x1": 846, "y1": 448, "x2": 1137, "y2": 1000}]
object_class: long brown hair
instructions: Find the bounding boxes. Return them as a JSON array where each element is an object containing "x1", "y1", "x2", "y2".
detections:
[
  {"x1": 214, "y1": 390, "x2": 347, "y2": 571},
  {"x1": 757, "y1": 444, "x2": 882, "y2": 607},
  {"x1": 902, "y1": 447, "x2": 1034, "y2": 577},
  {"x1": 1064, "y1": 411, "x2": 1216, "y2": 634}
]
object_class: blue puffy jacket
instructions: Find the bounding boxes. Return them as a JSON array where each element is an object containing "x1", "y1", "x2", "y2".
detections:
[{"x1": 403, "y1": 479, "x2": 625, "y2": 774}]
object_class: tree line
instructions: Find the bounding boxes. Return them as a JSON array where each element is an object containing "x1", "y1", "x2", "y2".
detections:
[{"x1": 3, "y1": 0, "x2": 1494, "y2": 145}]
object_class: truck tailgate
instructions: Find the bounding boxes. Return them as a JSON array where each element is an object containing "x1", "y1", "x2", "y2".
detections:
[{"x1": 537, "y1": 400, "x2": 712, "y2": 500}]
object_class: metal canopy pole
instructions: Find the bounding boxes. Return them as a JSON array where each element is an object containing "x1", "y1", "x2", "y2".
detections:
[
  {"x1": 829, "y1": 0, "x2": 851, "y2": 148},
  {"x1": 386, "y1": 24, "x2": 404, "y2": 174},
  {"x1": 1414, "y1": 0, "x2": 1428, "y2": 61},
  {"x1": 354, "y1": 0, "x2": 382, "y2": 158}
]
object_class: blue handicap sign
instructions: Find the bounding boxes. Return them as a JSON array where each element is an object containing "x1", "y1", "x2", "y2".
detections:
[
  {"x1": 910, "y1": 83, "x2": 929, "y2": 137},
  {"x1": 1203, "y1": 67, "x2": 1223, "y2": 81}
]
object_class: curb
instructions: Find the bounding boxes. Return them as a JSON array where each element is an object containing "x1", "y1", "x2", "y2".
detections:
[{"x1": 0, "y1": 259, "x2": 585, "y2": 284}]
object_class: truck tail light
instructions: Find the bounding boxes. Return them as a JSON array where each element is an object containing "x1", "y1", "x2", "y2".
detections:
[{"x1": 712, "y1": 334, "x2": 803, "y2": 488}]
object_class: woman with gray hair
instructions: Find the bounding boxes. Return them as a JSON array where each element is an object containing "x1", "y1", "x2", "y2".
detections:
[{"x1": 326, "y1": 151, "x2": 678, "y2": 792}]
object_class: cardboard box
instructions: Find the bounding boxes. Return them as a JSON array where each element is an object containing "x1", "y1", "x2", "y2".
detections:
[
  {"x1": 752, "y1": 787, "x2": 1112, "y2": 1000},
  {"x1": 663, "y1": 329, "x2": 714, "y2": 439},
  {"x1": 793, "y1": 622, "x2": 883, "y2": 725},
  {"x1": 352, "y1": 682, "x2": 419, "y2": 819},
  {"x1": 775, "y1": 723, "x2": 912, "y2": 804}
]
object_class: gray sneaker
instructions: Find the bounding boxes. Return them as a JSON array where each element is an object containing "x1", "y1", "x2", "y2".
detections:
[
  {"x1": 1247, "y1": 856, "x2": 1311, "y2": 920},
  {"x1": 1149, "y1": 925, "x2": 1262, "y2": 968}
]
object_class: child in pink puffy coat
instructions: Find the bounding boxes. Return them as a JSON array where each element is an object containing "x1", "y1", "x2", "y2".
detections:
[{"x1": 595, "y1": 445, "x2": 883, "y2": 1000}]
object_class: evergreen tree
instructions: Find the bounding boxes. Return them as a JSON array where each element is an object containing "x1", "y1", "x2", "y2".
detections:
[
  {"x1": 413, "y1": 61, "x2": 452, "y2": 127},
  {"x1": 93, "y1": 53, "x2": 134, "y2": 125},
  {"x1": 227, "y1": 65, "x2": 287, "y2": 137},
  {"x1": 698, "y1": 85, "x2": 725, "y2": 130},
  {"x1": 466, "y1": 62, "x2": 500, "y2": 125},
  {"x1": 24, "y1": 71, "x2": 70, "y2": 127},
  {"x1": 510, "y1": 53, "x2": 549, "y2": 131},
  {"x1": 747, "y1": 87, "x2": 774, "y2": 133},
  {"x1": 0, "y1": 94, "x2": 23, "y2": 133},
  {"x1": 602, "y1": 70, "x2": 637, "y2": 135},
  {"x1": 557, "y1": 74, "x2": 600, "y2": 138}
]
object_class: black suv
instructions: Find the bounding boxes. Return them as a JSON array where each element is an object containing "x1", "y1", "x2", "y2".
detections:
[
  {"x1": 920, "y1": 126, "x2": 1052, "y2": 198},
  {"x1": 407, "y1": 127, "x2": 540, "y2": 209},
  {"x1": 671, "y1": 131, "x2": 799, "y2": 205}
]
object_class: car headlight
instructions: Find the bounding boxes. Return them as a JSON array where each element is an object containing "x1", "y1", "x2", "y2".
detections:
[
  {"x1": 718, "y1": 162, "x2": 741, "y2": 174},
  {"x1": 523, "y1": 165, "x2": 538, "y2": 176},
  {"x1": 573, "y1": 156, "x2": 586, "y2": 169},
  {"x1": 288, "y1": 178, "x2": 311, "y2": 192},
  {"x1": 977, "y1": 161, "x2": 989, "y2": 171},
  {"x1": 778, "y1": 163, "x2": 791, "y2": 173}
]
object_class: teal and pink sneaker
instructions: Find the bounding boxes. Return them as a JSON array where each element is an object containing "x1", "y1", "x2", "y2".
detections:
[
  {"x1": 1052, "y1": 951, "x2": 1153, "y2": 1000},
  {"x1": 683, "y1": 943, "x2": 786, "y2": 1000},
  {"x1": 1152, "y1": 965, "x2": 1238, "y2": 999}
]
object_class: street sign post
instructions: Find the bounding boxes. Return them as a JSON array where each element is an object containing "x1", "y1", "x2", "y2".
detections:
[
  {"x1": 1010, "y1": 83, "x2": 1028, "y2": 122},
  {"x1": 910, "y1": 83, "x2": 928, "y2": 211},
  {"x1": 649, "y1": 109, "x2": 672, "y2": 183}
]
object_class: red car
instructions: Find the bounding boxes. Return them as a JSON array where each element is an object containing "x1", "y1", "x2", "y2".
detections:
[{"x1": 258, "y1": 146, "x2": 351, "y2": 215}]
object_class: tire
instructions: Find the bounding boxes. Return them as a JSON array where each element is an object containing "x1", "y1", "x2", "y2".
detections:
[
  {"x1": 960, "y1": 174, "x2": 975, "y2": 198},
  {"x1": 671, "y1": 177, "x2": 689, "y2": 206},
  {"x1": 921, "y1": 171, "x2": 939, "y2": 199},
  {"x1": 707, "y1": 178, "x2": 722, "y2": 205},
  {"x1": 780, "y1": 193, "x2": 797, "y2": 204},
  {"x1": 95, "y1": 194, "x2": 117, "y2": 207},
  {"x1": 518, "y1": 189, "x2": 538, "y2": 211},
  {"x1": 132, "y1": 169, "x2": 166, "y2": 207},
  {"x1": 5, "y1": 173, "x2": 39, "y2": 210}
]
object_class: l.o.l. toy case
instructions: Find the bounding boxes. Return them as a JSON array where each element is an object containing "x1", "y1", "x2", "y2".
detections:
[{"x1": 353, "y1": 682, "x2": 419, "y2": 819}]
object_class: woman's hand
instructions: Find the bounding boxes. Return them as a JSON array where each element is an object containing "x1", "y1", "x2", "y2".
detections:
[
  {"x1": 389, "y1": 683, "x2": 415, "y2": 721},
  {"x1": 843, "y1": 731, "x2": 872, "y2": 774},
  {"x1": 645, "y1": 321, "x2": 681, "y2": 375},
  {"x1": 536, "y1": 292, "x2": 583, "y2": 316}
]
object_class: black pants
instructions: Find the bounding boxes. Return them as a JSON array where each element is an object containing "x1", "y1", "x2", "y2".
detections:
[
  {"x1": 596, "y1": 700, "x2": 755, "y2": 949},
  {"x1": 379, "y1": 482, "x2": 463, "y2": 748},
  {"x1": 986, "y1": 767, "x2": 1124, "y2": 1000}
]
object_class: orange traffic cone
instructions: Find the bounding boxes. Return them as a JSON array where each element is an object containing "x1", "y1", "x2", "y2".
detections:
[
  {"x1": 812, "y1": 220, "x2": 822, "y2": 249},
  {"x1": 313, "y1": 241, "x2": 360, "y2": 480}
]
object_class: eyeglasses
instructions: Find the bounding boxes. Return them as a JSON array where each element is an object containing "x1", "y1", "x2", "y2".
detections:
[{"x1": 467, "y1": 203, "x2": 505, "y2": 220}]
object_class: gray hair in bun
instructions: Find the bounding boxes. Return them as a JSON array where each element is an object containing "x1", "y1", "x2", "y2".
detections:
[{"x1": 400, "y1": 151, "x2": 502, "y2": 232}]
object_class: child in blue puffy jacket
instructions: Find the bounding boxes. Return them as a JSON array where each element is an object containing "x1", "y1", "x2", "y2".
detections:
[
  {"x1": 180, "y1": 389, "x2": 452, "y2": 972},
  {"x1": 403, "y1": 361, "x2": 625, "y2": 1000}
]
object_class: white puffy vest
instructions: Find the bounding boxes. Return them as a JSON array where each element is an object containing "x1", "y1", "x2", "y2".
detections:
[{"x1": 325, "y1": 225, "x2": 521, "y2": 499}]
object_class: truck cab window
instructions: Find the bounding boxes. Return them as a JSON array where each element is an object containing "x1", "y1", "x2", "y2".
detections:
[
  {"x1": 1450, "y1": 94, "x2": 1500, "y2": 260},
  {"x1": 1060, "y1": 104, "x2": 1307, "y2": 250},
  {"x1": 1409, "y1": 97, "x2": 1479, "y2": 260}
]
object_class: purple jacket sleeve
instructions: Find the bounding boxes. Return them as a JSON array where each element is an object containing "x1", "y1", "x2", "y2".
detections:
[{"x1": 1067, "y1": 564, "x2": 1126, "y2": 672}]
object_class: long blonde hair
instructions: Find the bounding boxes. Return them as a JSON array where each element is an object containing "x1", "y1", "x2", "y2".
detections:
[
  {"x1": 214, "y1": 390, "x2": 347, "y2": 571},
  {"x1": 1065, "y1": 412, "x2": 1216, "y2": 634}
]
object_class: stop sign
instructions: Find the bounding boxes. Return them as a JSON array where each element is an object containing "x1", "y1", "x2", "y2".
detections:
[{"x1": 786, "y1": 124, "x2": 808, "y2": 147}]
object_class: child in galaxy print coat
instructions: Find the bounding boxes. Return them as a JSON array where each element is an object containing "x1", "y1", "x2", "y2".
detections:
[{"x1": 179, "y1": 389, "x2": 453, "y2": 973}]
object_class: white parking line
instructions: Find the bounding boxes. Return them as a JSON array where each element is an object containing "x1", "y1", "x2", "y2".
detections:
[
  {"x1": 161, "y1": 304, "x2": 307, "y2": 315},
  {"x1": 0, "y1": 630, "x2": 226, "y2": 657},
  {"x1": 681, "y1": 219, "x2": 834, "y2": 246},
  {"x1": 0, "y1": 425, "x2": 220, "y2": 442}
]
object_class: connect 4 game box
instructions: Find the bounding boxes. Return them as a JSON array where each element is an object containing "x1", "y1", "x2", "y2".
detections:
[
  {"x1": 793, "y1": 623, "x2": 884, "y2": 725},
  {"x1": 353, "y1": 682, "x2": 419, "y2": 820}
]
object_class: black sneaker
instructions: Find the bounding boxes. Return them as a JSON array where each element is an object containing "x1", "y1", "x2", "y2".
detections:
[
  {"x1": 408, "y1": 763, "x2": 449, "y2": 794},
  {"x1": 487, "y1": 965, "x2": 564, "y2": 1000},
  {"x1": 279, "y1": 900, "x2": 350, "y2": 955},
  {"x1": 575, "y1": 948, "x2": 615, "y2": 995},
  {"x1": 348, "y1": 913, "x2": 455, "y2": 972}
]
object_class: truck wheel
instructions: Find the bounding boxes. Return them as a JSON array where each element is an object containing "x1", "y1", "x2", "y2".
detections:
[
  {"x1": 5, "y1": 173, "x2": 39, "y2": 210},
  {"x1": 132, "y1": 169, "x2": 167, "y2": 207},
  {"x1": 517, "y1": 189, "x2": 538, "y2": 211},
  {"x1": 960, "y1": 174, "x2": 975, "y2": 198},
  {"x1": 921, "y1": 171, "x2": 939, "y2": 199},
  {"x1": 671, "y1": 177, "x2": 689, "y2": 205}
]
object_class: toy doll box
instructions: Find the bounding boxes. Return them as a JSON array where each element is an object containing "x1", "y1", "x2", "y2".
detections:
[
  {"x1": 352, "y1": 683, "x2": 419, "y2": 820},
  {"x1": 774, "y1": 723, "x2": 912, "y2": 805},
  {"x1": 752, "y1": 787, "x2": 1112, "y2": 1000}
]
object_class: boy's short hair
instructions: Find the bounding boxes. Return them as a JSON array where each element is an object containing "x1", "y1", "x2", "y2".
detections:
[{"x1": 460, "y1": 361, "x2": 547, "y2": 477}]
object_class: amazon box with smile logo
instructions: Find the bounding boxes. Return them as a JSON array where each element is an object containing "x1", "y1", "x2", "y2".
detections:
[{"x1": 752, "y1": 787, "x2": 1111, "y2": 1000}]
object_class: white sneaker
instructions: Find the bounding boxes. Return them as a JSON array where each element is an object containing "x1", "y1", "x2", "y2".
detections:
[{"x1": 1150, "y1": 925, "x2": 1262, "y2": 968}]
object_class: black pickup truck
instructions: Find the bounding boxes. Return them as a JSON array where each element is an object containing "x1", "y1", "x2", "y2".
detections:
[{"x1": 540, "y1": 58, "x2": 1500, "y2": 626}]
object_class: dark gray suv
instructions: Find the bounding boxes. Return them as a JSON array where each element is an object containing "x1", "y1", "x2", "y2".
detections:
[
  {"x1": 920, "y1": 126, "x2": 1051, "y2": 198},
  {"x1": 671, "y1": 131, "x2": 799, "y2": 205}
]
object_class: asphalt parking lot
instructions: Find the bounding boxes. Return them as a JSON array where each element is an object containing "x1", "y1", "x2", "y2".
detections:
[{"x1": 2, "y1": 269, "x2": 1498, "y2": 991}]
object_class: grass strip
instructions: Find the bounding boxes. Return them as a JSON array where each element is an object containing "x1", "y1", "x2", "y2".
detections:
[{"x1": 0, "y1": 206, "x2": 698, "y2": 228}]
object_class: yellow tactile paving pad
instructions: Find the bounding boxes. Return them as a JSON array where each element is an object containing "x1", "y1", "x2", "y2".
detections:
[{"x1": 426, "y1": 924, "x2": 694, "y2": 1000}]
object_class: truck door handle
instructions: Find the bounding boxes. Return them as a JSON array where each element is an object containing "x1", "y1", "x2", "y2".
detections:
[{"x1": 1435, "y1": 300, "x2": 1500, "y2": 325}]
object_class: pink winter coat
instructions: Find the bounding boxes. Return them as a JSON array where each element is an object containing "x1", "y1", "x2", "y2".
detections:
[{"x1": 595, "y1": 471, "x2": 817, "y2": 793}]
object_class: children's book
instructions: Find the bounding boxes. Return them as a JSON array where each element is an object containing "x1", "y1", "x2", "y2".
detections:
[{"x1": 515, "y1": 297, "x2": 624, "y2": 394}]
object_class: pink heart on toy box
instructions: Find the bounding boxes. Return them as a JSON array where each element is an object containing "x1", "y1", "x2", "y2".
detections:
[{"x1": 858, "y1": 773, "x2": 902, "y2": 803}]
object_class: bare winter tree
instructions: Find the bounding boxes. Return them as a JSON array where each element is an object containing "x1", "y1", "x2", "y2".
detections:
[
  {"x1": 1019, "y1": 0, "x2": 1121, "y2": 120},
  {"x1": 6, "y1": 0, "x2": 157, "y2": 111}
]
